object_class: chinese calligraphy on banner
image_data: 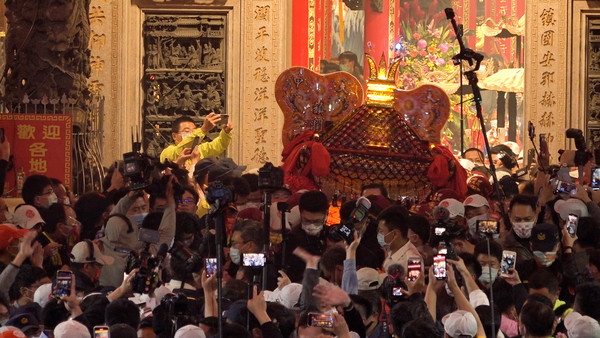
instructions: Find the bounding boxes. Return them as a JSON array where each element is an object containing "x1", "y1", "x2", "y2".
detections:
[{"x1": 0, "y1": 114, "x2": 72, "y2": 197}]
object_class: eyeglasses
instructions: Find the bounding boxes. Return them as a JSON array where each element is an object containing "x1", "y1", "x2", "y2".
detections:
[
  {"x1": 38, "y1": 189, "x2": 54, "y2": 196},
  {"x1": 178, "y1": 199, "x2": 195, "y2": 205}
]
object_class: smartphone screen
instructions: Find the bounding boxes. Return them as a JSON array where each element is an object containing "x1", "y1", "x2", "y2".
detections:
[
  {"x1": 433, "y1": 255, "x2": 447, "y2": 280},
  {"x1": 592, "y1": 167, "x2": 600, "y2": 191},
  {"x1": 477, "y1": 220, "x2": 499, "y2": 234},
  {"x1": 435, "y1": 227, "x2": 446, "y2": 236},
  {"x1": 392, "y1": 287, "x2": 403, "y2": 296},
  {"x1": 242, "y1": 253, "x2": 265, "y2": 267},
  {"x1": 309, "y1": 312, "x2": 333, "y2": 328},
  {"x1": 56, "y1": 270, "x2": 72, "y2": 298},
  {"x1": 205, "y1": 257, "x2": 217, "y2": 278},
  {"x1": 94, "y1": 326, "x2": 109, "y2": 338},
  {"x1": 407, "y1": 257, "x2": 422, "y2": 282},
  {"x1": 501, "y1": 251, "x2": 516, "y2": 276},
  {"x1": 567, "y1": 214, "x2": 578, "y2": 237}
]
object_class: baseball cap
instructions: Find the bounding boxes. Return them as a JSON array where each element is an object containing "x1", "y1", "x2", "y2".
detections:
[
  {"x1": 174, "y1": 325, "x2": 206, "y2": 338},
  {"x1": 12, "y1": 205, "x2": 45, "y2": 230},
  {"x1": 33, "y1": 283, "x2": 53, "y2": 308},
  {"x1": 467, "y1": 175, "x2": 494, "y2": 198},
  {"x1": 0, "y1": 327, "x2": 26, "y2": 338},
  {"x1": 357, "y1": 268, "x2": 386, "y2": 291},
  {"x1": 275, "y1": 283, "x2": 303, "y2": 309},
  {"x1": 554, "y1": 198, "x2": 590, "y2": 221},
  {"x1": 438, "y1": 198, "x2": 465, "y2": 218},
  {"x1": 459, "y1": 158, "x2": 475, "y2": 171},
  {"x1": 463, "y1": 194, "x2": 490, "y2": 209},
  {"x1": 0, "y1": 225, "x2": 29, "y2": 251},
  {"x1": 53, "y1": 320, "x2": 90, "y2": 338},
  {"x1": 530, "y1": 223, "x2": 559, "y2": 252},
  {"x1": 442, "y1": 310, "x2": 478, "y2": 337},
  {"x1": 70, "y1": 240, "x2": 114, "y2": 265},
  {"x1": 564, "y1": 312, "x2": 600, "y2": 338}
]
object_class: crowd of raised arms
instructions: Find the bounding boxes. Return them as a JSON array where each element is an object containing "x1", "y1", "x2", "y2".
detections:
[{"x1": 0, "y1": 115, "x2": 599, "y2": 338}]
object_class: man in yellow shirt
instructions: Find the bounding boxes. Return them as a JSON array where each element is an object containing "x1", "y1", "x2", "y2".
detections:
[{"x1": 160, "y1": 112, "x2": 233, "y2": 166}]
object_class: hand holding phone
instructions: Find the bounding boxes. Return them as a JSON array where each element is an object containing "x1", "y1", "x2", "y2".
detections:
[
  {"x1": 567, "y1": 214, "x2": 578, "y2": 238},
  {"x1": 501, "y1": 251, "x2": 516, "y2": 277},
  {"x1": 407, "y1": 257, "x2": 422, "y2": 282},
  {"x1": 433, "y1": 255, "x2": 447, "y2": 280},
  {"x1": 55, "y1": 270, "x2": 73, "y2": 298},
  {"x1": 309, "y1": 312, "x2": 333, "y2": 328},
  {"x1": 205, "y1": 257, "x2": 217, "y2": 278}
]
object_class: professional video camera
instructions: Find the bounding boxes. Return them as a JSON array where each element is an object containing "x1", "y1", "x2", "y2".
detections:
[
  {"x1": 205, "y1": 180, "x2": 235, "y2": 210},
  {"x1": 161, "y1": 293, "x2": 203, "y2": 333},
  {"x1": 169, "y1": 243, "x2": 204, "y2": 274},
  {"x1": 332, "y1": 197, "x2": 371, "y2": 244},
  {"x1": 258, "y1": 162, "x2": 284, "y2": 189},
  {"x1": 430, "y1": 205, "x2": 462, "y2": 260},
  {"x1": 382, "y1": 264, "x2": 408, "y2": 307},
  {"x1": 125, "y1": 241, "x2": 168, "y2": 294},
  {"x1": 565, "y1": 128, "x2": 592, "y2": 167}
]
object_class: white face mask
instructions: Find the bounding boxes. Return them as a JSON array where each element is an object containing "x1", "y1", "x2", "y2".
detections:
[
  {"x1": 467, "y1": 214, "x2": 490, "y2": 235},
  {"x1": 180, "y1": 132, "x2": 192, "y2": 141},
  {"x1": 478, "y1": 267, "x2": 499, "y2": 284},
  {"x1": 512, "y1": 221, "x2": 535, "y2": 238},
  {"x1": 302, "y1": 223, "x2": 323, "y2": 236},
  {"x1": 45, "y1": 193, "x2": 58, "y2": 208},
  {"x1": 3, "y1": 210, "x2": 13, "y2": 223},
  {"x1": 229, "y1": 247, "x2": 241, "y2": 265},
  {"x1": 129, "y1": 213, "x2": 148, "y2": 227}
]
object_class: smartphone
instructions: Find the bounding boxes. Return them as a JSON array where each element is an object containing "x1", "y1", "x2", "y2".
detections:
[
  {"x1": 592, "y1": 167, "x2": 600, "y2": 191},
  {"x1": 501, "y1": 250, "x2": 517, "y2": 276},
  {"x1": 94, "y1": 325, "x2": 109, "y2": 338},
  {"x1": 309, "y1": 312, "x2": 333, "y2": 328},
  {"x1": 55, "y1": 270, "x2": 73, "y2": 298},
  {"x1": 190, "y1": 136, "x2": 200, "y2": 149},
  {"x1": 205, "y1": 257, "x2": 217, "y2": 278},
  {"x1": 433, "y1": 255, "x2": 447, "y2": 280},
  {"x1": 567, "y1": 214, "x2": 578, "y2": 237},
  {"x1": 242, "y1": 253, "x2": 265, "y2": 267},
  {"x1": 477, "y1": 220, "x2": 499, "y2": 234},
  {"x1": 407, "y1": 257, "x2": 422, "y2": 282},
  {"x1": 219, "y1": 114, "x2": 229, "y2": 126},
  {"x1": 553, "y1": 180, "x2": 577, "y2": 195},
  {"x1": 434, "y1": 227, "x2": 446, "y2": 236},
  {"x1": 392, "y1": 287, "x2": 403, "y2": 296}
]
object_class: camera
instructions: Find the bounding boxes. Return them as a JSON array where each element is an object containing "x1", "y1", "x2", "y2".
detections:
[
  {"x1": 170, "y1": 244, "x2": 204, "y2": 274},
  {"x1": 258, "y1": 162, "x2": 284, "y2": 189},
  {"x1": 334, "y1": 197, "x2": 371, "y2": 244},
  {"x1": 125, "y1": 249, "x2": 163, "y2": 294},
  {"x1": 566, "y1": 128, "x2": 592, "y2": 166},
  {"x1": 123, "y1": 151, "x2": 153, "y2": 190},
  {"x1": 205, "y1": 181, "x2": 235, "y2": 206},
  {"x1": 161, "y1": 293, "x2": 203, "y2": 332}
]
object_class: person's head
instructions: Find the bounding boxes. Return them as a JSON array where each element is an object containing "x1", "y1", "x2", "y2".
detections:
[
  {"x1": 463, "y1": 194, "x2": 491, "y2": 234},
  {"x1": 401, "y1": 318, "x2": 441, "y2": 338},
  {"x1": 442, "y1": 310, "x2": 478, "y2": 338},
  {"x1": 528, "y1": 269, "x2": 560, "y2": 305},
  {"x1": 229, "y1": 220, "x2": 264, "y2": 265},
  {"x1": 53, "y1": 318, "x2": 91, "y2": 338},
  {"x1": 574, "y1": 217, "x2": 600, "y2": 250},
  {"x1": 376, "y1": 206, "x2": 409, "y2": 248},
  {"x1": 109, "y1": 324, "x2": 137, "y2": 338},
  {"x1": 149, "y1": 193, "x2": 168, "y2": 212},
  {"x1": 41, "y1": 298, "x2": 71, "y2": 336},
  {"x1": 177, "y1": 187, "x2": 199, "y2": 215},
  {"x1": 350, "y1": 294, "x2": 381, "y2": 332},
  {"x1": 74, "y1": 192, "x2": 113, "y2": 240},
  {"x1": 339, "y1": 51, "x2": 359, "y2": 73},
  {"x1": 50, "y1": 178, "x2": 69, "y2": 205},
  {"x1": 138, "y1": 316, "x2": 155, "y2": 338},
  {"x1": 298, "y1": 191, "x2": 329, "y2": 236},
  {"x1": 519, "y1": 294, "x2": 556, "y2": 338},
  {"x1": 70, "y1": 240, "x2": 114, "y2": 283},
  {"x1": 241, "y1": 173, "x2": 261, "y2": 205},
  {"x1": 574, "y1": 282, "x2": 600, "y2": 320},
  {"x1": 296, "y1": 312, "x2": 335, "y2": 338},
  {"x1": 8, "y1": 265, "x2": 50, "y2": 304},
  {"x1": 361, "y1": 182, "x2": 389, "y2": 198},
  {"x1": 175, "y1": 212, "x2": 200, "y2": 249},
  {"x1": 491, "y1": 145, "x2": 518, "y2": 170},
  {"x1": 222, "y1": 176, "x2": 251, "y2": 206},
  {"x1": 22, "y1": 175, "x2": 56, "y2": 209},
  {"x1": 126, "y1": 194, "x2": 148, "y2": 217},
  {"x1": 42, "y1": 203, "x2": 78, "y2": 241},
  {"x1": 476, "y1": 305, "x2": 502, "y2": 338},
  {"x1": 320, "y1": 246, "x2": 346, "y2": 285},
  {"x1": 509, "y1": 194, "x2": 538, "y2": 239},
  {"x1": 530, "y1": 223, "x2": 560, "y2": 267},
  {"x1": 105, "y1": 298, "x2": 141, "y2": 329},
  {"x1": 171, "y1": 115, "x2": 196, "y2": 144},
  {"x1": 406, "y1": 214, "x2": 430, "y2": 247},
  {"x1": 463, "y1": 148, "x2": 485, "y2": 166},
  {"x1": 474, "y1": 240, "x2": 502, "y2": 285}
]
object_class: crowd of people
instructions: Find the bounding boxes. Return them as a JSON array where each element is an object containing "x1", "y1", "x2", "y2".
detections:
[{"x1": 0, "y1": 116, "x2": 599, "y2": 338}]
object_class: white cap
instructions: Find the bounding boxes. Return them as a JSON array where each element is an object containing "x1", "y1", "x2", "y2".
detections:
[
  {"x1": 459, "y1": 158, "x2": 475, "y2": 172},
  {"x1": 12, "y1": 205, "x2": 45, "y2": 230},
  {"x1": 438, "y1": 198, "x2": 465, "y2": 218},
  {"x1": 554, "y1": 198, "x2": 590, "y2": 221},
  {"x1": 463, "y1": 194, "x2": 490, "y2": 209},
  {"x1": 174, "y1": 325, "x2": 206, "y2": 338},
  {"x1": 357, "y1": 268, "x2": 386, "y2": 291},
  {"x1": 564, "y1": 312, "x2": 600, "y2": 338},
  {"x1": 442, "y1": 310, "x2": 477, "y2": 337},
  {"x1": 70, "y1": 240, "x2": 114, "y2": 265},
  {"x1": 276, "y1": 283, "x2": 303, "y2": 309},
  {"x1": 53, "y1": 320, "x2": 91, "y2": 338},
  {"x1": 33, "y1": 283, "x2": 53, "y2": 308}
]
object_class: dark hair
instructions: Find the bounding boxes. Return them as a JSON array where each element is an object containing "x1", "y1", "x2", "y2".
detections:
[
  {"x1": 473, "y1": 239, "x2": 502, "y2": 263},
  {"x1": 179, "y1": 186, "x2": 199, "y2": 204},
  {"x1": 241, "y1": 173, "x2": 259, "y2": 192},
  {"x1": 407, "y1": 214, "x2": 431, "y2": 243},
  {"x1": 223, "y1": 176, "x2": 251, "y2": 198},
  {"x1": 105, "y1": 298, "x2": 141, "y2": 329},
  {"x1": 223, "y1": 279, "x2": 248, "y2": 302},
  {"x1": 176, "y1": 212, "x2": 200, "y2": 236},
  {"x1": 509, "y1": 194, "x2": 537, "y2": 213},
  {"x1": 491, "y1": 278, "x2": 515, "y2": 314},
  {"x1": 528, "y1": 269, "x2": 559, "y2": 297},
  {"x1": 459, "y1": 252, "x2": 482, "y2": 278},
  {"x1": 41, "y1": 299, "x2": 70, "y2": 331},
  {"x1": 171, "y1": 115, "x2": 195, "y2": 134},
  {"x1": 400, "y1": 318, "x2": 441, "y2": 338},
  {"x1": 9, "y1": 265, "x2": 48, "y2": 301},
  {"x1": 149, "y1": 192, "x2": 167, "y2": 211},
  {"x1": 576, "y1": 217, "x2": 600, "y2": 248},
  {"x1": 472, "y1": 165, "x2": 492, "y2": 179},
  {"x1": 574, "y1": 282, "x2": 600, "y2": 320},
  {"x1": 80, "y1": 293, "x2": 111, "y2": 328},
  {"x1": 463, "y1": 148, "x2": 485, "y2": 161},
  {"x1": 109, "y1": 324, "x2": 137, "y2": 338},
  {"x1": 232, "y1": 219, "x2": 264, "y2": 249},
  {"x1": 75, "y1": 192, "x2": 112, "y2": 241},
  {"x1": 361, "y1": 182, "x2": 389, "y2": 198},
  {"x1": 350, "y1": 294, "x2": 374, "y2": 319},
  {"x1": 476, "y1": 305, "x2": 501, "y2": 338},
  {"x1": 520, "y1": 294, "x2": 555, "y2": 337},
  {"x1": 319, "y1": 246, "x2": 346, "y2": 275},
  {"x1": 298, "y1": 191, "x2": 329, "y2": 213},
  {"x1": 520, "y1": 180, "x2": 535, "y2": 196},
  {"x1": 491, "y1": 144, "x2": 516, "y2": 157},
  {"x1": 390, "y1": 299, "x2": 434, "y2": 335},
  {"x1": 377, "y1": 206, "x2": 409, "y2": 237},
  {"x1": 339, "y1": 51, "x2": 359, "y2": 63},
  {"x1": 141, "y1": 212, "x2": 163, "y2": 231},
  {"x1": 41, "y1": 203, "x2": 67, "y2": 234},
  {"x1": 22, "y1": 174, "x2": 52, "y2": 205}
]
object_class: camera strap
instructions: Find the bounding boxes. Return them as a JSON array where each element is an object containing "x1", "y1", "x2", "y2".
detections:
[{"x1": 105, "y1": 213, "x2": 134, "y2": 234}]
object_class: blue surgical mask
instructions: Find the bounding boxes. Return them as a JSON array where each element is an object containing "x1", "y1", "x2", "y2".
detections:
[
  {"x1": 377, "y1": 232, "x2": 393, "y2": 248},
  {"x1": 129, "y1": 213, "x2": 148, "y2": 227},
  {"x1": 533, "y1": 251, "x2": 557, "y2": 267}
]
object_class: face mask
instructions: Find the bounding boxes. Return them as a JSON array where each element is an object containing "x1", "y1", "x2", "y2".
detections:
[
  {"x1": 129, "y1": 213, "x2": 148, "y2": 227},
  {"x1": 180, "y1": 132, "x2": 192, "y2": 140},
  {"x1": 0, "y1": 318, "x2": 7, "y2": 326},
  {"x1": 3, "y1": 210, "x2": 13, "y2": 223},
  {"x1": 46, "y1": 193, "x2": 58, "y2": 208},
  {"x1": 377, "y1": 231, "x2": 394, "y2": 248},
  {"x1": 478, "y1": 267, "x2": 499, "y2": 284},
  {"x1": 467, "y1": 214, "x2": 490, "y2": 235},
  {"x1": 445, "y1": 283, "x2": 454, "y2": 297},
  {"x1": 63, "y1": 197, "x2": 71, "y2": 205},
  {"x1": 533, "y1": 251, "x2": 557, "y2": 267},
  {"x1": 512, "y1": 221, "x2": 535, "y2": 239},
  {"x1": 302, "y1": 224, "x2": 322, "y2": 236},
  {"x1": 339, "y1": 64, "x2": 350, "y2": 72},
  {"x1": 229, "y1": 247, "x2": 241, "y2": 265}
]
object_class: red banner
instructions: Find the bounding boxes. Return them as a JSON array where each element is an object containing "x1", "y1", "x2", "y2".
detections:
[{"x1": 0, "y1": 114, "x2": 72, "y2": 197}]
